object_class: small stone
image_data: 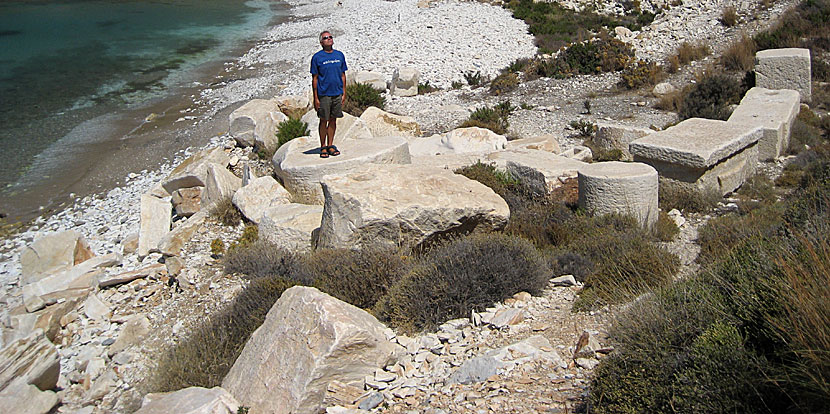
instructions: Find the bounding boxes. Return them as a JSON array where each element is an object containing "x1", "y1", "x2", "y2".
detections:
[
  {"x1": 358, "y1": 392, "x2": 384, "y2": 410},
  {"x1": 101, "y1": 338, "x2": 115, "y2": 346},
  {"x1": 551, "y1": 275, "x2": 577, "y2": 287}
]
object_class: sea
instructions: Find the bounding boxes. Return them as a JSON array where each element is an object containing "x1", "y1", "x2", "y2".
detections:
[{"x1": 0, "y1": 0, "x2": 289, "y2": 221}]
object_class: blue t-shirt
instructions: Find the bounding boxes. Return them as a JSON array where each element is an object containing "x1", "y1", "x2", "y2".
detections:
[{"x1": 310, "y1": 49, "x2": 348, "y2": 96}]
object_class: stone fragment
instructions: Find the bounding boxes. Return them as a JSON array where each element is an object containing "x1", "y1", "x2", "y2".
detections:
[
  {"x1": 273, "y1": 95, "x2": 310, "y2": 119},
  {"x1": 85, "y1": 369, "x2": 117, "y2": 402},
  {"x1": 0, "y1": 330, "x2": 60, "y2": 392},
  {"x1": 358, "y1": 391, "x2": 384, "y2": 410},
  {"x1": 630, "y1": 118, "x2": 762, "y2": 196},
  {"x1": 575, "y1": 358, "x2": 599, "y2": 370},
  {"x1": 409, "y1": 127, "x2": 507, "y2": 156},
  {"x1": 259, "y1": 204, "x2": 324, "y2": 252},
  {"x1": 317, "y1": 164, "x2": 509, "y2": 250},
  {"x1": 97, "y1": 263, "x2": 166, "y2": 288},
  {"x1": 20, "y1": 230, "x2": 86, "y2": 285},
  {"x1": 390, "y1": 67, "x2": 419, "y2": 97},
  {"x1": 486, "y1": 335, "x2": 567, "y2": 370},
  {"x1": 324, "y1": 380, "x2": 365, "y2": 406},
  {"x1": 222, "y1": 287, "x2": 397, "y2": 414},
  {"x1": 578, "y1": 161, "x2": 659, "y2": 229},
  {"x1": 489, "y1": 308, "x2": 524, "y2": 328},
  {"x1": 165, "y1": 256, "x2": 184, "y2": 276},
  {"x1": 83, "y1": 294, "x2": 111, "y2": 321},
  {"x1": 350, "y1": 71, "x2": 387, "y2": 90},
  {"x1": 448, "y1": 356, "x2": 501, "y2": 385},
  {"x1": 485, "y1": 149, "x2": 587, "y2": 194},
  {"x1": 158, "y1": 210, "x2": 207, "y2": 256},
  {"x1": 200, "y1": 163, "x2": 241, "y2": 209},
  {"x1": 73, "y1": 237, "x2": 95, "y2": 266},
  {"x1": 229, "y1": 98, "x2": 287, "y2": 152},
  {"x1": 171, "y1": 187, "x2": 203, "y2": 217},
  {"x1": 136, "y1": 387, "x2": 239, "y2": 414},
  {"x1": 33, "y1": 296, "x2": 84, "y2": 341},
  {"x1": 0, "y1": 380, "x2": 59, "y2": 414},
  {"x1": 138, "y1": 195, "x2": 171, "y2": 258},
  {"x1": 162, "y1": 147, "x2": 230, "y2": 194},
  {"x1": 505, "y1": 134, "x2": 561, "y2": 154},
  {"x1": 122, "y1": 233, "x2": 139, "y2": 255},
  {"x1": 272, "y1": 135, "x2": 411, "y2": 204},
  {"x1": 593, "y1": 123, "x2": 654, "y2": 161},
  {"x1": 727, "y1": 87, "x2": 800, "y2": 160},
  {"x1": 755, "y1": 48, "x2": 811, "y2": 102},
  {"x1": 559, "y1": 145, "x2": 593, "y2": 162},
  {"x1": 359, "y1": 106, "x2": 421, "y2": 138},
  {"x1": 22, "y1": 262, "x2": 102, "y2": 313},
  {"x1": 232, "y1": 176, "x2": 292, "y2": 224},
  {"x1": 551, "y1": 275, "x2": 577, "y2": 287},
  {"x1": 301, "y1": 110, "x2": 372, "y2": 142},
  {"x1": 652, "y1": 82, "x2": 677, "y2": 97}
]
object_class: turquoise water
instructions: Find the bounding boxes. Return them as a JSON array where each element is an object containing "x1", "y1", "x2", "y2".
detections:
[{"x1": 0, "y1": 0, "x2": 287, "y2": 193}]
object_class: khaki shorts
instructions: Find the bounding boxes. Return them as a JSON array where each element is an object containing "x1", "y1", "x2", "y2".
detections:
[{"x1": 317, "y1": 95, "x2": 344, "y2": 120}]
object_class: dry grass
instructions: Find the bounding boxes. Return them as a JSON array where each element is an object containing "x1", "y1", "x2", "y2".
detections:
[
  {"x1": 210, "y1": 197, "x2": 242, "y2": 226},
  {"x1": 668, "y1": 42, "x2": 711, "y2": 73},
  {"x1": 720, "y1": 6, "x2": 739, "y2": 27},
  {"x1": 722, "y1": 34, "x2": 756, "y2": 72}
]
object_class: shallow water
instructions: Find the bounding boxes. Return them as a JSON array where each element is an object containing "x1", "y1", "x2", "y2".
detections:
[{"x1": 0, "y1": 0, "x2": 287, "y2": 207}]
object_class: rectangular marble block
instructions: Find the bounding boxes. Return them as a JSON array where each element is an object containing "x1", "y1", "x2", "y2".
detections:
[
  {"x1": 755, "y1": 48, "x2": 811, "y2": 102},
  {"x1": 728, "y1": 87, "x2": 800, "y2": 160}
]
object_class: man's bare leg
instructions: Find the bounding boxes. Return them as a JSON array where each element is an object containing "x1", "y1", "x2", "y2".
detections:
[{"x1": 318, "y1": 119, "x2": 329, "y2": 157}]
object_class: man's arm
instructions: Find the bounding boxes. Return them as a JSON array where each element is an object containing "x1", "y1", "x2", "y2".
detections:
[
  {"x1": 312, "y1": 74, "x2": 320, "y2": 110},
  {"x1": 341, "y1": 72, "x2": 347, "y2": 105}
]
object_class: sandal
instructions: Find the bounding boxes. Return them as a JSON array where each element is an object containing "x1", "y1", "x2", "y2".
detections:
[
  {"x1": 328, "y1": 145, "x2": 340, "y2": 156},
  {"x1": 319, "y1": 146, "x2": 329, "y2": 158}
]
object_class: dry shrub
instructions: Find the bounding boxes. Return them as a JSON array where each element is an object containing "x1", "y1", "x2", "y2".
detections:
[
  {"x1": 653, "y1": 210, "x2": 679, "y2": 242},
  {"x1": 489, "y1": 72, "x2": 519, "y2": 95},
  {"x1": 721, "y1": 6, "x2": 739, "y2": 27},
  {"x1": 295, "y1": 247, "x2": 412, "y2": 310},
  {"x1": 679, "y1": 74, "x2": 744, "y2": 120},
  {"x1": 619, "y1": 60, "x2": 663, "y2": 90},
  {"x1": 697, "y1": 202, "x2": 785, "y2": 266},
  {"x1": 378, "y1": 232, "x2": 550, "y2": 333},
  {"x1": 655, "y1": 89, "x2": 682, "y2": 111},
  {"x1": 658, "y1": 182, "x2": 721, "y2": 213},
  {"x1": 223, "y1": 240, "x2": 300, "y2": 281},
  {"x1": 722, "y1": 34, "x2": 756, "y2": 72},
  {"x1": 210, "y1": 197, "x2": 242, "y2": 226},
  {"x1": 676, "y1": 42, "x2": 711, "y2": 67},
  {"x1": 152, "y1": 276, "x2": 296, "y2": 391}
]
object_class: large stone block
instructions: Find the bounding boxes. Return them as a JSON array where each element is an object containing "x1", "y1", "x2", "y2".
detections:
[
  {"x1": 317, "y1": 164, "x2": 509, "y2": 250},
  {"x1": 630, "y1": 118, "x2": 762, "y2": 195},
  {"x1": 232, "y1": 176, "x2": 292, "y2": 224},
  {"x1": 727, "y1": 87, "x2": 800, "y2": 160},
  {"x1": 21, "y1": 254, "x2": 119, "y2": 312},
  {"x1": 485, "y1": 149, "x2": 587, "y2": 194},
  {"x1": 20, "y1": 230, "x2": 89, "y2": 285},
  {"x1": 0, "y1": 330, "x2": 59, "y2": 392},
  {"x1": 138, "y1": 194, "x2": 171, "y2": 258},
  {"x1": 229, "y1": 99, "x2": 287, "y2": 152},
  {"x1": 272, "y1": 135, "x2": 411, "y2": 204},
  {"x1": 200, "y1": 163, "x2": 242, "y2": 209},
  {"x1": 390, "y1": 67, "x2": 419, "y2": 97},
  {"x1": 409, "y1": 127, "x2": 507, "y2": 156},
  {"x1": 171, "y1": 187, "x2": 202, "y2": 217},
  {"x1": 158, "y1": 210, "x2": 207, "y2": 257},
  {"x1": 301, "y1": 109, "x2": 372, "y2": 141},
  {"x1": 578, "y1": 162, "x2": 659, "y2": 229},
  {"x1": 137, "y1": 387, "x2": 239, "y2": 414},
  {"x1": 359, "y1": 106, "x2": 421, "y2": 138},
  {"x1": 162, "y1": 147, "x2": 230, "y2": 194},
  {"x1": 349, "y1": 71, "x2": 386, "y2": 90},
  {"x1": 259, "y1": 204, "x2": 324, "y2": 251},
  {"x1": 222, "y1": 286, "x2": 397, "y2": 414},
  {"x1": 273, "y1": 95, "x2": 310, "y2": 119},
  {"x1": 0, "y1": 380, "x2": 59, "y2": 414},
  {"x1": 594, "y1": 123, "x2": 653, "y2": 161},
  {"x1": 755, "y1": 48, "x2": 811, "y2": 102},
  {"x1": 505, "y1": 134, "x2": 561, "y2": 154}
]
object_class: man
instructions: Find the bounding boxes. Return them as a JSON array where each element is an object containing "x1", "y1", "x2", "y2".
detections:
[{"x1": 311, "y1": 30, "x2": 347, "y2": 158}]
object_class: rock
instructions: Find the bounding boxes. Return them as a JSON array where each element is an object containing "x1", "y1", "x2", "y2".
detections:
[
  {"x1": 630, "y1": 118, "x2": 762, "y2": 196},
  {"x1": 559, "y1": 145, "x2": 593, "y2": 162},
  {"x1": 171, "y1": 187, "x2": 203, "y2": 217},
  {"x1": 273, "y1": 95, "x2": 310, "y2": 119},
  {"x1": 594, "y1": 123, "x2": 654, "y2": 161},
  {"x1": 448, "y1": 356, "x2": 501, "y2": 385},
  {"x1": 200, "y1": 163, "x2": 242, "y2": 209},
  {"x1": 158, "y1": 210, "x2": 208, "y2": 257},
  {"x1": 489, "y1": 308, "x2": 524, "y2": 328},
  {"x1": 20, "y1": 230, "x2": 89, "y2": 285},
  {"x1": 165, "y1": 256, "x2": 184, "y2": 276},
  {"x1": 317, "y1": 164, "x2": 509, "y2": 250},
  {"x1": 0, "y1": 380, "x2": 59, "y2": 414},
  {"x1": 21, "y1": 254, "x2": 110, "y2": 312},
  {"x1": 359, "y1": 106, "x2": 421, "y2": 138},
  {"x1": 358, "y1": 391, "x2": 384, "y2": 410},
  {"x1": 85, "y1": 368, "x2": 117, "y2": 402},
  {"x1": 551, "y1": 275, "x2": 577, "y2": 287},
  {"x1": 486, "y1": 335, "x2": 567, "y2": 370},
  {"x1": 324, "y1": 380, "x2": 366, "y2": 406},
  {"x1": 301, "y1": 109, "x2": 373, "y2": 143},
  {"x1": 390, "y1": 66, "x2": 419, "y2": 97},
  {"x1": 727, "y1": 87, "x2": 800, "y2": 160},
  {"x1": 162, "y1": 147, "x2": 230, "y2": 194},
  {"x1": 0, "y1": 330, "x2": 60, "y2": 392},
  {"x1": 222, "y1": 286, "x2": 397, "y2": 414},
  {"x1": 272, "y1": 135, "x2": 411, "y2": 204},
  {"x1": 138, "y1": 194, "x2": 171, "y2": 258},
  {"x1": 108, "y1": 314, "x2": 151, "y2": 356},
  {"x1": 98, "y1": 263, "x2": 166, "y2": 288},
  {"x1": 232, "y1": 176, "x2": 292, "y2": 224},
  {"x1": 574, "y1": 330, "x2": 602, "y2": 359},
  {"x1": 668, "y1": 208, "x2": 685, "y2": 227},
  {"x1": 485, "y1": 149, "x2": 587, "y2": 194},
  {"x1": 259, "y1": 204, "x2": 324, "y2": 252},
  {"x1": 136, "y1": 387, "x2": 240, "y2": 414},
  {"x1": 409, "y1": 127, "x2": 507, "y2": 156},
  {"x1": 575, "y1": 357, "x2": 599, "y2": 370},
  {"x1": 122, "y1": 233, "x2": 139, "y2": 255},
  {"x1": 229, "y1": 99, "x2": 287, "y2": 152},
  {"x1": 32, "y1": 296, "x2": 85, "y2": 341},
  {"x1": 652, "y1": 82, "x2": 677, "y2": 97},
  {"x1": 83, "y1": 294, "x2": 111, "y2": 321},
  {"x1": 755, "y1": 48, "x2": 811, "y2": 102},
  {"x1": 578, "y1": 161, "x2": 659, "y2": 229},
  {"x1": 505, "y1": 134, "x2": 561, "y2": 154},
  {"x1": 614, "y1": 26, "x2": 633, "y2": 41},
  {"x1": 351, "y1": 70, "x2": 387, "y2": 90}
]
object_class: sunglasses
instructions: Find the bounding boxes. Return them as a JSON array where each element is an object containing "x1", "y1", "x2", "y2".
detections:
[{"x1": 321, "y1": 36, "x2": 333, "y2": 40}]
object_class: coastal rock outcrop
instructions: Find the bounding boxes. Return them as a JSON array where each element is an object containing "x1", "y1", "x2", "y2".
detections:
[
  {"x1": 222, "y1": 286, "x2": 397, "y2": 414},
  {"x1": 232, "y1": 176, "x2": 292, "y2": 224},
  {"x1": 229, "y1": 98, "x2": 287, "y2": 152},
  {"x1": 161, "y1": 147, "x2": 230, "y2": 194},
  {"x1": 317, "y1": 164, "x2": 509, "y2": 250}
]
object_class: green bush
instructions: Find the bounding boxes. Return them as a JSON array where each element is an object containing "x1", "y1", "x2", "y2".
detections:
[
  {"x1": 275, "y1": 118, "x2": 309, "y2": 149},
  {"x1": 210, "y1": 197, "x2": 242, "y2": 226},
  {"x1": 463, "y1": 70, "x2": 482, "y2": 86},
  {"x1": 619, "y1": 60, "x2": 663, "y2": 90},
  {"x1": 343, "y1": 83, "x2": 385, "y2": 116},
  {"x1": 210, "y1": 239, "x2": 225, "y2": 256},
  {"x1": 460, "y1": 101, "x2": 515, "y2": 135},
  {"x1": 489, "y1": 72, "x2": 519, "y2": 95},
  {"x1": 377, "y1": 232, "x2": 550, "y2": 333},
  {"x1": 418, "y1": 81, "x2": 438, "y2": 94},
  {"x1": 152, "y1": 276, "x2": 296, "y2": 391},
  {"x1": 697, "y1": 203, "x2": 785, "y2": 265},
  {"x1": 569, "y1": 119, "x2": 597, "y2": 138},
  {"x1": 679, "y1": 74, "x2": 744, "y2": 120},
  {"x1": 537, "y1": 35, "x2": 635, "y2": 79}
]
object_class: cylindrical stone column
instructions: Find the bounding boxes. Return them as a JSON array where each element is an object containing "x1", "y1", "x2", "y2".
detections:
[{"x1": 578, "y1": 161, "x2": 659, "y2": 229}]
